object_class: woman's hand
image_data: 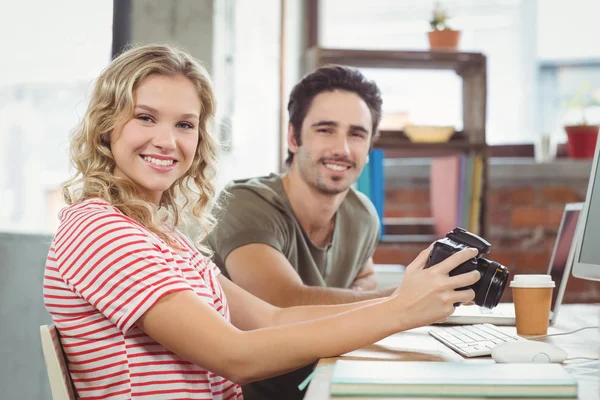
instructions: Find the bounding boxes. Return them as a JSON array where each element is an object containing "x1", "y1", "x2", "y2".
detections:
[{"x1": 391, "y1": 245, "x2": 480, "y2": 329}]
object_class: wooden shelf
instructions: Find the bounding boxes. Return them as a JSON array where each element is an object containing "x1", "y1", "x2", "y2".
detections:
[
  {"x1": 377, "y1": 144, "x2": 487, "y2": 158},
  {"x1": 374, "y1": 130, "x2": 487, "y2": 157},
  {"x1": 305, "y1": 47, "x2": 486, "y2": 75}
]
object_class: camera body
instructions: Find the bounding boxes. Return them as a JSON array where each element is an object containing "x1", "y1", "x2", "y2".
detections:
[{"x1": 429, "y1": 227, "x2": 509, "y2": 309}]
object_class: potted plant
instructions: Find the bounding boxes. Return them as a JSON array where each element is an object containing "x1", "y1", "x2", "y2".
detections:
[
  {"x1": 563, "y1": 82, "x2": 600, "y2": 159},
  {"x1": 428, "y1": 1, "x2": 460, "y2": 50}
]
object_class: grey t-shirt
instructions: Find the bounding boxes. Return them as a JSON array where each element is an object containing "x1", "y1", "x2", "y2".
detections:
[
  {"x1": 208, "y1": 173, "x2": 380, "y2": 288},
  {"x1": 206, "y1": 174, "x2": 380, "y2": 400}
]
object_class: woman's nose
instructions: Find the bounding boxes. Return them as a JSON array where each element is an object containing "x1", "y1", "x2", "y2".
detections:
[{"x1": 152, "y1": 127, "x2": 176, "y2": 151}]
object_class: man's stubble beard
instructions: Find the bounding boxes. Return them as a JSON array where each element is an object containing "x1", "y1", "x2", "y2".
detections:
[{"x1": 297, "y1": 155, "x2": 353, "y2": 196}]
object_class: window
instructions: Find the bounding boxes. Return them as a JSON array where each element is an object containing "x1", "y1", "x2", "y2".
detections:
[
  {"x1": 0, "y1": 1, "x2": 113, "y2": 233},
  {"x1": 536, "y1": 0, "x2": 600, "y2": 143}
]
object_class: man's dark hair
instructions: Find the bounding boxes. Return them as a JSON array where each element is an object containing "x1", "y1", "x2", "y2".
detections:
[{"x1": 285, "y1": 64, "x2": 383, "y2": 166}]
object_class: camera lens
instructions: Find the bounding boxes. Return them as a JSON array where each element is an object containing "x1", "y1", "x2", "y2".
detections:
[{"x1": 473, "y1": 259, "x2": 509, "y2": 308}]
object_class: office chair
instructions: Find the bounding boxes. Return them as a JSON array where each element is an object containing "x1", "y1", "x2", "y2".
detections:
[{"x1": 39, "y1": 324, "x2": 77, "y2": 400}]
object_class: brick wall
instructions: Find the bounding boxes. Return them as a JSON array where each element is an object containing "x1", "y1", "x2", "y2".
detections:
[
  {"x1": 374, "y1": 161, "x2": 600, "y2": 304},
  {"x1": 374, "y1": 185, "x2": 432, "y2": 267}
]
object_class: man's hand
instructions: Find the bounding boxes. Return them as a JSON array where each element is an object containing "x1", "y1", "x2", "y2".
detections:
[
  {"x1": 349, "y1": 278, "x2": 370, "y2": 291},
  {"x1": 349, "y1": 258, "x2": 377, "y2": 291}
]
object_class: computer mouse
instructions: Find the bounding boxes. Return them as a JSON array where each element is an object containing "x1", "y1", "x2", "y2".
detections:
[{"x1": 491, "y1": 340, "x2": 568, "y2": 363}]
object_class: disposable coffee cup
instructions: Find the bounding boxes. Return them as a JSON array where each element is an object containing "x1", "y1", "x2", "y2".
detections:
[{"x1": 510, "y1": 274, "x2": 555, "y2": 336}]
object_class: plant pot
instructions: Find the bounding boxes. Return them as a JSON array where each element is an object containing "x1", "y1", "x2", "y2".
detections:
[
  {"x1": 564, "y1": 125, "x2": 599, "y2": 159},
  {"x1": 428, "y1": 29, "x2": 461, "y2": 50}
]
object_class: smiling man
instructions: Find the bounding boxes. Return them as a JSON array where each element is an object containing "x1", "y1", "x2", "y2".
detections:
[{"x1": 206, "y1": 65, "x2": 394, "y2": 400}]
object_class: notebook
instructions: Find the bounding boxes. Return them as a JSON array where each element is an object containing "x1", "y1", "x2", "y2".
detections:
[
  {"x1": 330, "y1": 360, "x2": 578, "y2": 398},
  {"x1": 442, "y1": 202, "x2": 583, "y2": 326}
]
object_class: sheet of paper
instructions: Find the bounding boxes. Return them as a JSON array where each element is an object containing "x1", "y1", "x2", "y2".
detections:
[{"x1": 340, "y1": 329, "x2": 463, "y2": 362}]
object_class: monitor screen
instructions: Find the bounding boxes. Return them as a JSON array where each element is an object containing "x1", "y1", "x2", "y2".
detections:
[
  {"x1": 573, "y1": 140, "x2": 600, "y2": 281},
  {"x1": 578, "y1": 160, "x2": 600, "y2": 264},
  {"x1": 547, "y1": 205, "x2": 581, "y2": 309}
]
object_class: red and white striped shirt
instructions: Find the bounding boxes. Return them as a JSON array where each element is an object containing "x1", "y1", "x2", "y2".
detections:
[{"x1": 43, "y1": 199, "x2": 243, "y2": 399}]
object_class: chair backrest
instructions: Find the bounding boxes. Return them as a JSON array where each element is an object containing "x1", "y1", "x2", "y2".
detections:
[{"x1": 39, "y1": 325, "x2": 77, "y2": 400}]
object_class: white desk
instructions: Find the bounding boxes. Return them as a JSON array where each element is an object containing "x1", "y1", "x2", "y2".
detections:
[{"x1": 304, "y1": 304, "x2": 600, "y2": 399}]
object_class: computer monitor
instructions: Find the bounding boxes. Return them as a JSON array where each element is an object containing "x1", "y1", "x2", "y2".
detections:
[
  {"x1": 547, "y1": 203, "x2": 582, "y2": 321},
  {"x1": 572, "y1": 139, "x2": 600, "y2": 281}
]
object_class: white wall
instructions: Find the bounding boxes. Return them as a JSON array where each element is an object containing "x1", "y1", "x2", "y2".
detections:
[
  {"x1": 280, "y1": 0, "x2": 307, "y2": 169},
  {"x1": 0, "y1": 1, "x2": 112, "y2": 85},
  {"x1": 537, "y1": 0, "x2": 600, "y2": 61},
  {"x1": 130, "y1": 0, "x2": 215, "y2": 73}
]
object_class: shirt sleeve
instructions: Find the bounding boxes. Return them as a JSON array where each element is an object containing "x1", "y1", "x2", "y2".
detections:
[
  {"x1": 54, "y1": 205, "x2": 193, "y2": 334},
  {"x1": 207, "y1": 187, "x2": 290, "y2": 263}
]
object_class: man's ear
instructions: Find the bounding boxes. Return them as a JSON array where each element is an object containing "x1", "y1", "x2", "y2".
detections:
[{"x1": 287, "y1": 123, "x2": 299, "y2": 155}]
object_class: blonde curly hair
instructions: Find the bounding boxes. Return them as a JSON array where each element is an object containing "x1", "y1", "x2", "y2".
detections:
[{"x1": 63, "y1": 44, "x2": 219, "y2": 253}]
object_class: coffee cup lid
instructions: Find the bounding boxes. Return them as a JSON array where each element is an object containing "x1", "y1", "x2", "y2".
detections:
[{"x1": 509, "y1": 274, "x2": 555, "y2": 288}]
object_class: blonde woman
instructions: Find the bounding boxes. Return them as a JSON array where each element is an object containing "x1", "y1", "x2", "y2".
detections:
[{"x1": 43, "y1": 44, "x2": 480, "y2": 400}]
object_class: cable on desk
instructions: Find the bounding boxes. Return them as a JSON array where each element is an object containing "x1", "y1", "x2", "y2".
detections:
[{"x1": 527, "y1": 325, "x2": 600, "y2": 340}]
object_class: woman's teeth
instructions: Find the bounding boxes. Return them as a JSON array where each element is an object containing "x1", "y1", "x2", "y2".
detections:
[{"x1": 143, "y1": 156, "x2": 174, "y2": 167}]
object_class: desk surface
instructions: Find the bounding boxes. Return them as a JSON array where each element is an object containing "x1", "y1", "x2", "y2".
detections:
[{"x1": 304, "y1": 304, "x2": 599, "y2": 400}]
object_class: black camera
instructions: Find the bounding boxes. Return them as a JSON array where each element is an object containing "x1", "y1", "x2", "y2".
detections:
[{"x1": 428, "y1": 227, "x2": 509, "y2": 309}]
